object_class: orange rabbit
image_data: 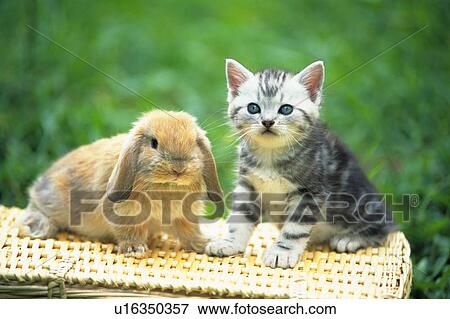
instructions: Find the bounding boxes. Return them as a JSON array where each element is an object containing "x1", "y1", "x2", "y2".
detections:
[{"x1": 19, "y1": 110, "x2": 223, "y2": 256}]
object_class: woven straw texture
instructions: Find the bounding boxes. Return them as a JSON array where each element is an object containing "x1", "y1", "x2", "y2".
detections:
[{"x1": 0, "y1": 205, "x2": 412, "y2": 298}]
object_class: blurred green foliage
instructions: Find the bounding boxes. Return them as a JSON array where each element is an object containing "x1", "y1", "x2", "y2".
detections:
[{"x1": 0, "y1": 0, "x2": 448, "y2": 297}]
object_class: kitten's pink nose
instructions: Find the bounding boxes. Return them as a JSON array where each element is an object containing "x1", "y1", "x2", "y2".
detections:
[{"x1": 262, "y1": 120, "x2": 275, "y2": 128}]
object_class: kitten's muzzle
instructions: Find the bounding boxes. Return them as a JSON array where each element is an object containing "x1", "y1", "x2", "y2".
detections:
[{"x1": 260, "y1": 128, "x2": 277, "y2": 136}]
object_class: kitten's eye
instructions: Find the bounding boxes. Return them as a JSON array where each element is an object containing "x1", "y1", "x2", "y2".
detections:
[
  {"x1": 278, "y1": 104, "x2": 294, "y2": 115},
  {"x1": 247, "y1": 103, "x2": 261, "y2": 114},
  {"x1": 150, "y1": 138, "x2": 158, "y2": 149}
]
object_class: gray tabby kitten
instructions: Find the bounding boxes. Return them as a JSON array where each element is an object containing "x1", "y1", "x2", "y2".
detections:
[{"x1": 205, "y1": 59, "x2": 394, "y2": 268}]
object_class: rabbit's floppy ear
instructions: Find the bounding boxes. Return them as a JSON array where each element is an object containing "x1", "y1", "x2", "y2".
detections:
[
  {"x1": 197, "y1": 132, "x2": 223, "y2": 202},
  {"x1": 107, "y1": 134, "x2": 142, "y2": 203}
]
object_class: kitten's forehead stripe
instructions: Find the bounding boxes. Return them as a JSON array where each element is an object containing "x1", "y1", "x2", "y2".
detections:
[{"x1": 257, "y1": 69, "x2": 288, "y2": 98}]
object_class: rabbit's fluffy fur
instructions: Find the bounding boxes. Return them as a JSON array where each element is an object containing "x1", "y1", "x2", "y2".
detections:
[{"x1": 19, "y1": 110, "x2": 222, "y2": 256}]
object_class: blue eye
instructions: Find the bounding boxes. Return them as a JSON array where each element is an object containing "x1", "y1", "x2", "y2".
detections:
[
  {"x1": 278, "y1": 104, "x2": 294, "y2": 115},
  {"x1": 247, "y1": 103, "x2": 261, "y2": 114}
]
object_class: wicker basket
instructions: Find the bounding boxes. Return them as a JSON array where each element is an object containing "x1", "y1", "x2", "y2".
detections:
[{"x1": 0, "y1": 205, "x2": 412, "y2": 298}]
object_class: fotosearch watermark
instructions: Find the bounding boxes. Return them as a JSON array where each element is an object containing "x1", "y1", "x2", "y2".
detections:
[{"x1": 69, "y1": 190, "x2": 419, "y2": 226}]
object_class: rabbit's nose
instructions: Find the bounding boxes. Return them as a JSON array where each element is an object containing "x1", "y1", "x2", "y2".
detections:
[{"x1": 171, "y1": 168, "x2": 184, "y2": 176}]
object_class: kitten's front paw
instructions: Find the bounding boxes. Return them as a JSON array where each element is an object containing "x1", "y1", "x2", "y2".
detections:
[
  {"x1": 118, "y1": 242, "x2": 148, "y2": 257},
  {"x1": 263, "y1": 245, "x2": 302, "y2": 269},
  {"x1": 330, "y1": 235, "x2": 366, "y2": 252},
  {"x1": 205, "y1": 238, "x2": 245, "y2": 257}
]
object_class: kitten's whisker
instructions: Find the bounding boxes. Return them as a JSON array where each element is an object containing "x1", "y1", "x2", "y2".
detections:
[
  {"x1": 202, "y1": 118, "x2": 226, "y2": 130},
  {"x1": 286, "y1": 128, "x2": 304, "y2": 148},
  {"x1": 215, "y1": 131, "x2": 250, "y2": 154},
  {"x1": 286, "y1": 135, "x2": 294, "y2": 153},
  {"x1": 200, "y1": 108, "x2": 228, "y2": 127},
  {"x1": 227, "y1": 127, "x2": 254, "y2": 139},
  {"x1": 227, "y1": 131, "x2": 244, "y2": 138},
  {"x1": 206, "y1": 122, "x2": 231, "y2": 131}
]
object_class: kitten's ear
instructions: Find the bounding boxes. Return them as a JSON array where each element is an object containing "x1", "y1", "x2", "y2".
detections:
[
  {"x1": 225, "y1": 59, "x2": 253, "y2": 99},
  {"x1": 294, "y1": 61, "x2": 325, "y2": 105}
]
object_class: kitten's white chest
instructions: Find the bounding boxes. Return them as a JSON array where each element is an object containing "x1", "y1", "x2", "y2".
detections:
[{"x1": 247, "y1": 169, "x2": 296, "y2": 194}]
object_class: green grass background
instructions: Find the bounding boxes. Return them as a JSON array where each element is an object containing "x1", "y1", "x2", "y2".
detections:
[{"x1": 0, "y1": 0, "x2": 448, "y2": 297}]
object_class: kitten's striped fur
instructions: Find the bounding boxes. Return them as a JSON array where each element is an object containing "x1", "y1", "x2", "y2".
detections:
[{"x1": 205, "y1": 59, "x2": 395, "y2": 268}]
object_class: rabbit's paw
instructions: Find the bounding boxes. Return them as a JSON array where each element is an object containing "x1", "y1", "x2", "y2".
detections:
[
  {"x1": 184, "y1": 237, "x2": 208, "y2": 254},
  {"x1": 118, "y1": 242, "x2": 148, "y2": 257},
  {"x1": 18, "y1": 210, "x2": 57, "y2": 239}
]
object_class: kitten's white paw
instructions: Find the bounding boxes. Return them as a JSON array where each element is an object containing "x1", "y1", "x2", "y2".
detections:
[
  {"x1": 330, "y1": 235, "x2": 366, "y2": 252},
  {"x1": 205, "y1": 238, "x2": 245, "y2": 257},
  {"x1": 263, "y1": 245, "x2": 302, "y2": 269}
]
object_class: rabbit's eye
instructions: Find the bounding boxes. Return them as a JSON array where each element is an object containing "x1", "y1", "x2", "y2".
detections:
[{"x1": 151, "y1": 138, "x2": 158, "y2": 149}]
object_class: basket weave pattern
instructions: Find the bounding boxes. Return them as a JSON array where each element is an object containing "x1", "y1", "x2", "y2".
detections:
[{"x1": 0, "y1": 205, "x2": 411, "y2": 298}]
